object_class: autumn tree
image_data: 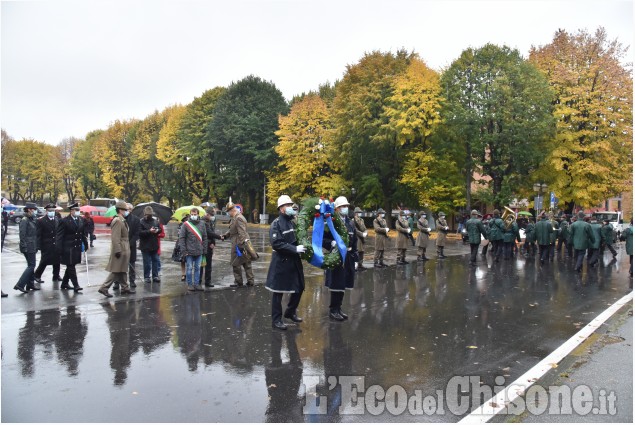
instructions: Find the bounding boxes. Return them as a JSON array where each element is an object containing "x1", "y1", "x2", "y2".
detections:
[
  {"x1": 156, "y1": 105, "x2": 192, "y2": 207},
  {"x1": 267, "y1": 94, "x2": 343, "y2": 203},
  {"x1": 207, "y1": 76, "x2": 288, "y2": 212},
  {"x1": 332, "y1": 50, "x2": 447, "y2": 216},
  {"x1": 56, "y1": 137, "x2": 80, "y2": 202},
  {"x1": 95, "y1": 120, "x2": 141, "y2": 202},
  {"x1": 441, "y1": 44, "x2": 556, "y2": 208},
  {"x1": 529, "y1": 27, "x2": 633, "y2": 209}
]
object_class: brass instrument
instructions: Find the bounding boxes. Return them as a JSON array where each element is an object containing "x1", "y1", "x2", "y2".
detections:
[{"x1": 501, "y1": 206, "x2": 516, "y2": 230}]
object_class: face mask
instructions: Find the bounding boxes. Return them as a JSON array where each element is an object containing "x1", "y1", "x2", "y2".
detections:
[
  {"x1": 123, "y1": 211, "x2": 130, "y2": 217},
  {"x1": 47, "y1": 211, "x2": 55, "y2": 218},
  {"x1": 210, "y1": 216, "x2": 216, "y2": 222},
  {"x1": 74, "y1": 211, "x2": 81, "y2": 217},
  {"x1": 285, "y1": 206, "x2": 296, "y2": 216},
  {"x1": 190, "y1": 215, "x2": 199, "y2": 221},
  {"x1": 380, "y1": 214, "x2": 385, "y2": 218},
  {"x1": 340, "y1": 207, "x2": 349, "y2": 216}
]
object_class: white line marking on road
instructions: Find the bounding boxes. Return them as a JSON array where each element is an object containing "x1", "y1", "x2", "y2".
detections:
[{"x1": 459, "y1": 290, "x2": 633, "y2": 423}]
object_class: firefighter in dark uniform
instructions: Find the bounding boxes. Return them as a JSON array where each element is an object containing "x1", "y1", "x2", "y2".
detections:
[
  {"x1": 265, "y1": 195, "x2": 305, "y2": 331},
  {"x1": 56, "y1": 202, "x2": 88, "y2": 291},
  {"x1": 34, "y1": 203, "x2": 62, "y2": 283},
  {"x1": 325, "y1": 196, "x2": 358, "y2": 321}
]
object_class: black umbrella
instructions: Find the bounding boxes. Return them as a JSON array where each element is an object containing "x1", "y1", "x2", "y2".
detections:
[{"x1": 132, "y1": 202, "x2": 174, "y2": 225}]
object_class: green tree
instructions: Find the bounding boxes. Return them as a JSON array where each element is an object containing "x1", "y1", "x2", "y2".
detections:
[
  {"x1": 441, "y1": 44, "x2": 556, "y2": 208},
  {"x1": 267, "y1": 94, "x2": 343, "y2": 203},
  {"x1": 57, "y1": 137, "x2": 80, "y2": 202},
  {"x1": 208, "y1": 75, "x2": 288, "y2": 212},
  {"x1": 70, "y1": 130, "x2": 110, "y2": 201},
  {"x1": 529, "y1": 28, "x2": 633, "y2": 209},
  {"x1": 177, "y1": 87, "x2": 226, "y2": 204}
]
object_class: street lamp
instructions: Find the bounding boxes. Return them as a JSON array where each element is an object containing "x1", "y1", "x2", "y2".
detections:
[{"x1": 533, "y1": 183, "x2": 548, "y2": 212}]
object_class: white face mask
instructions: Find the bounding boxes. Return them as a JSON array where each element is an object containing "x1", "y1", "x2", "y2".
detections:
[
  {"x1": 190, "y1": 215, "x2": 199, "y2": 221},
  {"x1": 123, "y1": 211, "x2": 130, "y2": 217},
  {"x1": 284, "y1": 206, "x2": 296, "y2": 216},
  {"x1": 380, "y1": 214, "x2": 385, "y2": 218},
  {"x1": 47, "y1": 211, "x2": 55, "y2": 218},
  {"x1": 73, "y1": 210, "x2": 81, "y2": 217},
  {"x1": 340, "y1": 207, "x2": 349, "y2": 216},
  {"x1": 210, "y1": 216, "x2": 216, "y2": 222}
]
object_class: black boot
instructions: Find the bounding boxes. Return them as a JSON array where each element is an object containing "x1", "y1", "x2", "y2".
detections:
[{"x1": 329, "y1": 309, "x2": 345, "y2": 321}]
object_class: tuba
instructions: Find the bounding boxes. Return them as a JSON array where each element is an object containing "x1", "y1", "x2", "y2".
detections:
[{"x1": 501, "y1": 206, "x2": 516, "y2": 231}]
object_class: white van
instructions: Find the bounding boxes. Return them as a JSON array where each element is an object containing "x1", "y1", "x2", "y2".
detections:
[{"x1": 591, "y1": 211, "x2": 623, "y2": 240}]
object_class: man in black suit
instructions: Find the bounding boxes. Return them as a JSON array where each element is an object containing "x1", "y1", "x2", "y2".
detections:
[
  {"x1": 34, "y1": 203, "x2": 62, "y2": 284},
  {"x1": 56, "y1": 202, "x2": 88, "y2": 291}
]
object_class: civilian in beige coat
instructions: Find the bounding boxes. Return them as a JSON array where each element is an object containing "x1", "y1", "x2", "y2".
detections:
[
  {"x1": 223, "y1": 200, "x2": 254, "y2": 287},
  {"x1": 395, "y1": 211, "x2": 411, "y2": 265},
  {"x1": 435, "y1": 212, "x2": 449, "y2": 259},
  {"x1": 416, "y1": 212, "x2": 431, "y2": 260},
  {"x1": 99, "y1": 200, "x2": 133, "y2": 297},
  {"x1": 373, "y1": 208, "x2": 390, "y2": 268},
  {"x1": 353, "y1": 207, "x2": 368, "y2": 270}
]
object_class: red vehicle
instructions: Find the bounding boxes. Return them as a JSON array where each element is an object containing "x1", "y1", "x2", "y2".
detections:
[{"x1": 80, "y1": 205, "x2": 112, "y2": 225}]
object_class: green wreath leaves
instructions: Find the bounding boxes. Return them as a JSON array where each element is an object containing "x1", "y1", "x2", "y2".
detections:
[{"x1": 296, "y1": 197, "x2": 349, "y2": 270}]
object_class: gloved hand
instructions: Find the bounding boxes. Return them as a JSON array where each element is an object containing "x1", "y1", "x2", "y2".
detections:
[
  {"x1": 362, "y1": 232, "x2": 367, "y2": 237},
  {"x1": 115, "y1": 252, "x2": 121, "y2": 259},
  {"x1": 427, "y1": 228, "x2": 432, "y2": 232},
  {"x1": 355, "y1": 262, "x2": 359, "y2": 270},
  {"x1": 296, "y1": 245, "x2": 306, "y2": 253},
  {"x1": 385, "y1": 228, "x2": 390, "y2": 233},
  {"x1": 331, "y1": 240, "x2": 337, "y2": 247},
  {"x1": 407, "y1": 228, "x2": 411, "y2": 233}
]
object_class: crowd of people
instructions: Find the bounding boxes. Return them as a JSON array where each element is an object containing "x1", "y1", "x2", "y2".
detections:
[{"x1": 5, "y1": 200, "x2": 633, "y2": 326}]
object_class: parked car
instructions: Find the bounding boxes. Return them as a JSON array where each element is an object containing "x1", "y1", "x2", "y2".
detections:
[
  {"x1": 87, "y1": 206, "x2": 113, "y2": 225},
  {"x1": 215, "y1": 210, "x2": 231, "y2": 223},
  {"x1": 9, "y1": 205, "x2": 45, "y2": 224}
]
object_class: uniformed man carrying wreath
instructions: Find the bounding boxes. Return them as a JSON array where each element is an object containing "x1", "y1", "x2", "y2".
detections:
[{"x1": 265, "y1": 195, "x2": 305, "y2": 331}]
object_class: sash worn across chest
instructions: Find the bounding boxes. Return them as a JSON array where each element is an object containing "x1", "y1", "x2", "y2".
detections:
[{"x1": 184, "y1": 221, "x2": 203, "y2": 242}]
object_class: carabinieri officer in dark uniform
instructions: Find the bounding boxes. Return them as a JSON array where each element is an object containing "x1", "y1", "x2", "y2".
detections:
[
  {"x1": 324, "y1": 196, "x2": 358, "y2": 321},
  {"x1": 56, "y1": 202, "x2": 88, "y2": 291},
  {"x1": 265, "y1": 195, "x2": 305, "y2": 331}
]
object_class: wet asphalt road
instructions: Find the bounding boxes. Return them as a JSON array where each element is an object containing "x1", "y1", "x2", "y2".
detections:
[{"x1": 1, "y1": 223, "x2": 632, "y2": 422}]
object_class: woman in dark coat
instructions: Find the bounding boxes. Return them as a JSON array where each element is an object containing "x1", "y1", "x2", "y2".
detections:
[
  {"x1": 324, "y1": 196, "x2": 358, "y2": 321},
  {"x1": 56, "y1": 203, "x2": 88, "y2": 291},
  {"x1": 265, "y1": 195, "x2": 305, "y2": 331}
]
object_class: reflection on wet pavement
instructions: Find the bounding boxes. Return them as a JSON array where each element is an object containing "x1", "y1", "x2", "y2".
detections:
[{"x1": 1, "y1": 225, "x2": 632, "y2": 422}]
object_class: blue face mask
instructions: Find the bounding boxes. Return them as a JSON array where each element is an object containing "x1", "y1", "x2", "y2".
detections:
[
  {"x1": 123, "y1": 211, "x2": 129, "y2": 217},
  {"x1": 47, "y1": 211, "x2": 55, "y2": 218},
  {"x1": 285, "y1": 206, "x2": 296, "y2": 216},
  {"x1": 340, "y1": 207, "x2": 349, "y2": 216}
]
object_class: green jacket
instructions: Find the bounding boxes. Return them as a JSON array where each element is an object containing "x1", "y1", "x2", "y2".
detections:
[
  {"x1": 589, "y1": 223, "x2": 602, "y2": 249},
  {"x1": 502, "y1": 222, "x2": 521, "y2": 243},
  {"x1": 620, "y1": 226, "x2": 633, "y2": 255},
  {"x1": 534, "y1": 218, "x2": 554, "y2": 245},
  {"x1": 488, "y1": 217, "x2": 504, "y2": 241},
  {"x1": 465, "y1": 217, "x2": 487, "y2": 244},
  {"x1": 601, "y1": 224, "x2": 614, "y2": 245},
  {"x1": 568, "y1": 220, "x2": 596, "y2": 251},
  {"x1": 525, "y1": 222, "x2": 536, "y2": 243},
  {"x1": 558, "y1": 220, "x2": 570, "y2": 241}
]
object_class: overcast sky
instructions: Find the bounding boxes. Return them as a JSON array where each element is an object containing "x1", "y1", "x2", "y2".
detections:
[{"x1": 1, "y1": 0, "x2": 633, "y2": 145}]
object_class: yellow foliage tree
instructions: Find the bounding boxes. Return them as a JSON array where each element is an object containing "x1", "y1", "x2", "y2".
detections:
[
  {"x1": 267, "y1": 94, "x2": 344, "y2": 205},
  {"x1": 529, "y1": 28, "x2": 633, "y2": 208}
]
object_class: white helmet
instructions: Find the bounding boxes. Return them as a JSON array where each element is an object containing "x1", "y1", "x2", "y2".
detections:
[
  {"x1": 333, "y1": 196, "x2": 350, "y2": 209},
  {"x1": 277, "y1": 194, "x2": 293, "y2": 208}
]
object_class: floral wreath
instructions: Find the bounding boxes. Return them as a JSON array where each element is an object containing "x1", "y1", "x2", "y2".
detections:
[{"x1": 296, "y1": 197, "x2": 349, "y2": 270}]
